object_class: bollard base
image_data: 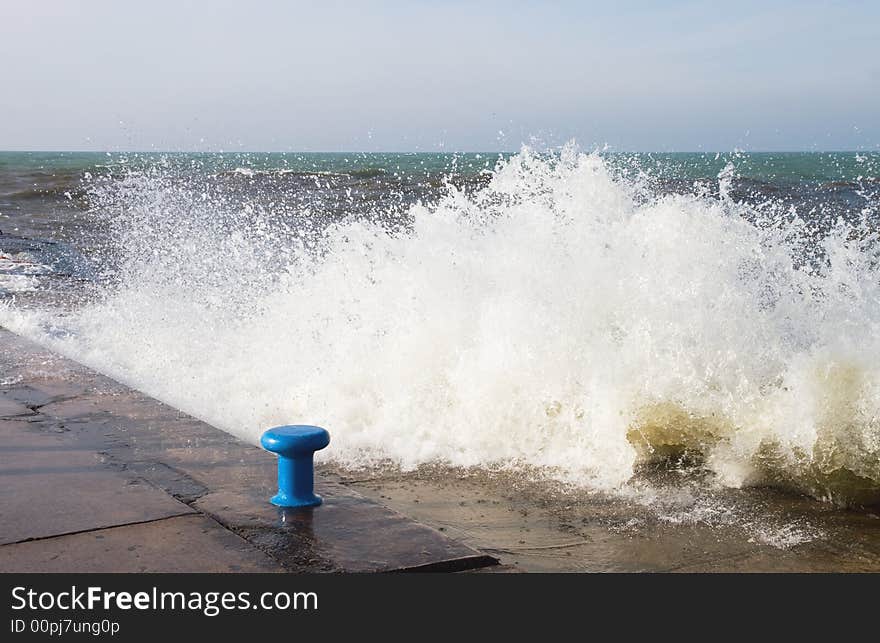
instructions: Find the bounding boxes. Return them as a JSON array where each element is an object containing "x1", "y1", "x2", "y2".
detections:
[{"x1": 270, "y1": 491, "x2": 323, "y2": 509}]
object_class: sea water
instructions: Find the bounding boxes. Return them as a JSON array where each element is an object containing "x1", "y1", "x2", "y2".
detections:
[{"x1": 1, "y1": 146, "x2": 878, "y2": 507}]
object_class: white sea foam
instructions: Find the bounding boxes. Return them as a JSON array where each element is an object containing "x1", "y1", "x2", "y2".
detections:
[
  {"x1": 0, "y1": 252, "x2": 50, "y2": 294},
  {"x1": 2, "y1": 147, "x2": 879, "y2": 504}
]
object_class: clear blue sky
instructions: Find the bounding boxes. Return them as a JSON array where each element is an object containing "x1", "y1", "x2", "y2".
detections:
[{"x1": 1, "y1": 0, "x2": 878, "y2": 152}]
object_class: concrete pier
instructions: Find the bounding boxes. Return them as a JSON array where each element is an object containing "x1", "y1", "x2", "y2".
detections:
[{"x1": 0, "y1": 327, "x2": 498, "y2": 573}]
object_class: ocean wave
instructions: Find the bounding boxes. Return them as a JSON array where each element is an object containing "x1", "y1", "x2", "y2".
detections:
[{"x1": 2, "y1": 146, "x2": 880, "y2": 506}]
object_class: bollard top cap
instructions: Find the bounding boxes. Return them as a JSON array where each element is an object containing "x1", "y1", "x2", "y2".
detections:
[{"x1": 261, "y1": 425, "x2": 330, "y2": 456}]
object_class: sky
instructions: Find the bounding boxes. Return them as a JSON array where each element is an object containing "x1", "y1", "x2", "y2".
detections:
[{"x1": 1, "y1": 0, "x2": 878, "y2": 152}]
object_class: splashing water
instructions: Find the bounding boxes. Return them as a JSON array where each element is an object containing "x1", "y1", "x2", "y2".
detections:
[{"x1": 2, "y1": 146, "x2": 880, "y2": 506}]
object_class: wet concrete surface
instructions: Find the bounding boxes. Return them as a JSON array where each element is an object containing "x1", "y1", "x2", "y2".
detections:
[
  {"x1": 0, "y1": 398, "x2": 31, "y2": 417},
  {"x1": 0, "y1": 515, "x2": 283, "y2": 573},
  {"x1": 194, "y1": 489, "x2": 496, "y2": 572},
  {"x1": 0, "y1": 418, "x2": 194, "y2": 544},
  {"x1": 0, "y1": 327, "x2": 498, "y2": 573},
  {"x1": 337, "y1": 467, "x2": 880, "y2": 572}
]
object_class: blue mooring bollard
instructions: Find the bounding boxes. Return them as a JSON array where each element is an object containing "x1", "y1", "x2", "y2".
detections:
[{"x1": 261, "y1": 425, "x2": 330, "y2": 508}]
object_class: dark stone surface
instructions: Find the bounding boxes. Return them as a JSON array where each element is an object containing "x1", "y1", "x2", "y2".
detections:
[
  {"x1": 0, "y1": 419, "x2": 195, "y2": 545},
  {"x1": 0, "y1": 327, "x2": 497, "y2": 572},
  {"x1": 0, "y1": 398, "x2": 33, "y2": 418},
  {"x1": 0, "y1": 514, "x2": 282, "y2": 572},
  {"x1": 195, "y1": 489, "x2": 498, "y2": 573}
]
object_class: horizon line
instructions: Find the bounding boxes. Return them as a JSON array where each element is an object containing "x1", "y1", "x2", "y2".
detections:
[{"x1": 1, "y1": 148, "x2": 877, "y2": 155}]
